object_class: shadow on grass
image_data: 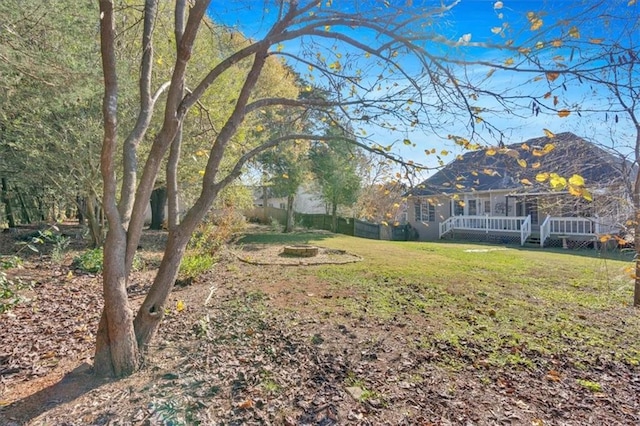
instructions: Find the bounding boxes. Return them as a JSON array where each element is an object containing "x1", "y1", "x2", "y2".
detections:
[
  {"x1": 236, "y1": 231, "x2": 333, "y2": 246},
  {"x1": 0, "y1": 363, "x2": 110, "y2": 425},
  {"x1": 439, "y1": 238, "x2": 635, "y2": 262}
]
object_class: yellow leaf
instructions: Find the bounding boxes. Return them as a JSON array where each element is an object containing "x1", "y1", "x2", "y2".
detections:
[
  {"x1": 546, "y1": 72, "x2": 559, "y2": 82},
  {"x1": 557, "y1": 109, "x2": 571, "y2": 117},
  {"x1": 521, "y1": 178, "x2": 533, "y2": 185},
  {"x1": 282, "y1": 173, "x2": 289, "y2": 179},
  {"x1": 630, "y1": 0, "x2": 637, "y2": 5},
  {"x1": 549, "y1": 175, "x2": 567, "y2": 190},
  {"x1": 582, "y1": 189, "x2": 593, "y2": 202},
  {"x1": 568, "y1": 26, "x2": 580, "y2": 38},
  {"x1": 276, "y1": 44, "x2": 284, "y2": 52},
  {"x1": 551, "y1": 39, "x2": 563, "y2": 47},
  {"x1": 66, "y1": 271, "x2": 73, "y2": 280},
  {"x1": 198, "y1": 170, "x2": 205, "y2": 176},
  {"x1": 504, "y1": 58, "x2": 514, "y2": 66},
  {"x1": 543, "y1": 128, "x2": 555, "y2": 138},
  {"x1": 483, "y1": 168, "x2": 496, "y2": 176},
  {"x1": 568, "y1": 185, "x2": 582, "y2": 196},
  {"x1": 589, "y1": 38, "x2": 604, "y2": 44},
  {"x1": 403, "y1": 139, "x2": 412, "y2": 145},
  {"x1": 176, "y1": 300, "x2": 185, "y2": 312},
  {"x1": 324, "y1": 25, "x2": 331, "y2": 32},
  {"x1": 455, "y1": 184, "x2": 465, "y2": 189},
  {"x1": 471, "y1": 171, "x2": 478, "y2": 176},
  {"x1": 543, "y1": 143, "x2": 555, "y2": 153},
  {"x1": 532, "y1": 150, "x2": 544, "y2": 157},
  {"x1": 491, "y1": 27, "x2": 502, "y2": 34},
  {"x1": 568, "y1": 174, "x2": 585, "y2": 186},
  {"x1": 532, "y1": 162, "x2": 541, "y2": 169},
  {"x1": 486, "y1": 148, "x2": 497, "y2": 156},
  {"x1": 536, "y1": 173, "x2": 549, "y2": 182},
  {"x1": 381, "y1": 221, "x2": 389, "y2": 226},
  {"x1": 440, "y1": 150, "x2": 449, "y2": 156},
  {"x1": 517, "y1": 159, "x2": 527, "y2": 168},
  {"x1": 255, "y1": 124, "x2": 265, "y2": 132},
  {"x1": 535, "y1": 41, "x2": 544, "y2": 49},
  {"x1": 521, "y1": 143, "x2": 530, "y2": 151}
]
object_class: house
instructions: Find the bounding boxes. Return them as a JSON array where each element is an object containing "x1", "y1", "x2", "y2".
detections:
[
  {"x1": 251, "y1": 184, "x2": 326, "y2": 214},
  {"x1": 406, "y1": 132, "x2": 633, "y2": 247}
]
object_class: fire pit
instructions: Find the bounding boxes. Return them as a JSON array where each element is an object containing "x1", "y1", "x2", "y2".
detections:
[{"x1": 282, "y1": 245, "x2": 319, "y2": 257}]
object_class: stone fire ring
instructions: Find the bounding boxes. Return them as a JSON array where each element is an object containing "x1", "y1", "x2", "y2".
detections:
[{"x1": 282, "y1": 245, "x2": 319, "y2": 257}]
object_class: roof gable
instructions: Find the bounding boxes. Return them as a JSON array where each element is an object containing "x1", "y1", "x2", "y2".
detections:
[{"x1": 410, "y1": 132, "x2": 631, "y2": 196}]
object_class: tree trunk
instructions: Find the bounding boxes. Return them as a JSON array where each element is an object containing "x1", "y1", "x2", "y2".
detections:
[
  {"x1": 150, "y1": 186, "x2": 167, "y2": 230},
  {"x1": 94, "y1": 227, "x2": 140, "y2": 377},
  {"x1": 76, "y1": 195, "x2": 85, "y2": 225},
  {"x1": 1, "y1": 177, "x2": 16, "y2": 228},
  {"x1": 331, "y1": 199, "x2": 338, "y2": 233},
  {"x1": 284, "y1": 194, "x2": 295, "y2": 233},
  {"x1": 15, "y1": 187, "x2": 31, "y2": 224},
  {"x1": 134, "y1": 226, "x2": 190, "y2": 348},
  {"x1": 85, "y1": 195, "x2": 103, "y2": 248},
  {"x1": 634, "y1": 132, "x2": 640, "y2": 307},
  {"x1": 263, "y1": 184, "x2": 268, "y2": 224}
]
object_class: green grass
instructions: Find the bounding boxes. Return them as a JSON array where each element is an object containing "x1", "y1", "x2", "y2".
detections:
[{"x1": 236, "y1": 232, "x2": 640, "y2": 370}]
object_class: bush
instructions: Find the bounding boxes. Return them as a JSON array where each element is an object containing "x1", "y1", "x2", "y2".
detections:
[
  {"x1": 1, "y1": 255, "x2": 22, "y2": 270},
  {"x1": 73, "y1": 247, "x2": 144, "y2": 274},
  {"x1": 188, "y1": 207, "x2": 246, "y2": 254},
  {"x1": 0, "y1": 272, "x2": 27, "y2": 314},
  {"x1": 179, "y1": 251, "x2": 216, "y2": 280},
  {"x1": 73, "y1": 248, "x2": 104, "y2": 273}
]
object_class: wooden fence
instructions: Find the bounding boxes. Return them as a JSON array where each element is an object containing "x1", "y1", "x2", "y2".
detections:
[{"x1": 244, "y1": 207, "x2": 414, "y2": 241}]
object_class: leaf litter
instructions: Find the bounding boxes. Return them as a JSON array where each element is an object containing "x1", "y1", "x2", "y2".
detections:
[{"x1": 0, "y1": 228, "x2": 638, "y2": 425}]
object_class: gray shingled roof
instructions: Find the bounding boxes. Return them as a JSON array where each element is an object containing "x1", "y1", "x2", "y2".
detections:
[{"x1": 408, "y1": 132, "x2": 631, "y2": 196}]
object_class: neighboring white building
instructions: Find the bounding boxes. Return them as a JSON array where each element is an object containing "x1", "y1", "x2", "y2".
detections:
[{"x1": 253, "y1": 183, "x2": 326, "y2": 214}]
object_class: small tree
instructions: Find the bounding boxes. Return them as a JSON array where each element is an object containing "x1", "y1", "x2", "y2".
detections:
[{"x1": 310, "y1": 134, "x2": 362, "y2": 231}]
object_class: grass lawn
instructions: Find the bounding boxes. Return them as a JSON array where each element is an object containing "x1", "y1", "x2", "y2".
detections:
[{"x1": 238, "y1": 231, "x2": 640, "y2": 370}]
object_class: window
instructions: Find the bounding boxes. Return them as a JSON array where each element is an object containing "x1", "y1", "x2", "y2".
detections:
[
  {"x1": 453, "y1": 201, "x2": 464, "y2": 216},
  {"x1": 415, "y1": 200, "x2": 435, "y2": 222},
  {"x1": 484, "y1": 200, "x2": 491, "y2": 214},
  {"x1": 468, "y1": 199, "x2": 477, "y2": 215}
]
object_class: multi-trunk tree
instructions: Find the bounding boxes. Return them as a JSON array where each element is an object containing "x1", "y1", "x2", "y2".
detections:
[{"x1": 93, "y1": 0, "x2": 640, "y2": 377}]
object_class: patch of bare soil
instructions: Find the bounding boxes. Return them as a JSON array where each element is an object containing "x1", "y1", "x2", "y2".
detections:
[
  {"x1": 1, "y1": 227, "x2": 639, "y2": 425},
  {"x1": 234, "y1": 243, "x2": 362, "y2": 266}
]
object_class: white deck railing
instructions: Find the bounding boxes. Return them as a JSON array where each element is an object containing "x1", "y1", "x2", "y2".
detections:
[
  {"x1": 540, "y1": 215, "x2": 551, "y2": 247},
  {"x1": 547, "y1": 217, "x2": 599, "y2": 235},
  {"x1": 520, "y1": 215, "x2": 532, "y2": 246},
  {"x1": 440, "y1": 214, "x2": 600, "y2": 246},
  {"x1": 439, "y1": 215, "x2": 529, "y2": 240}
]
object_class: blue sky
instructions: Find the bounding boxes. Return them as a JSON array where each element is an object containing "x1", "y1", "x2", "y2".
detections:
[{"x1": 206, "y1": 1, "x2": 639, "y2": 172}]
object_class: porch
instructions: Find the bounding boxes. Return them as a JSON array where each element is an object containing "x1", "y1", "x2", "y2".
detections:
[{"x1": 438, "y1": 215, "x2": 601, "y2": 247}]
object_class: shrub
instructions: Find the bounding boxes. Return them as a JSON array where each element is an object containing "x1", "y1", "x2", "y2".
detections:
[
  {"x1": 73, "y1": 248, "x2": 104, "y2": 273},
  {"x1": 0, "y1": 272, "x2": 27, "y2": 314},
  {"x1": 188, "y1": 207, "x2": 246, "y2": 254},
  {"x1": 1, "y1": 255, "x2": 23, "y2": 270},
  {"x1": 73, "y1": 247, "x2": 144, "y2": 274},
  {"x1": 179, "y1": 251, "x2": 216, "y2": 280}
]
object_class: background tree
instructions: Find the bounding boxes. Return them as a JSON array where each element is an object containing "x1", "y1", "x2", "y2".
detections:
[
  {"x1": 257, "y1": 141, "x2": 310, "y2": 232},
  {"x1": 310, "y1": 134, "x2": 362, "y2": 231}
]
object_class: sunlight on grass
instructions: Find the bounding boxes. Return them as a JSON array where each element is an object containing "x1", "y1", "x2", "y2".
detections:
[{"x1": 239, "y1": 232, "x2": 639, "y2": 370}]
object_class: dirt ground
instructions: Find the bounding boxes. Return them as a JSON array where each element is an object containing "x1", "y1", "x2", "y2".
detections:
[{"x1": 0, "y1": 225, "x2": 638, "y2": 425}]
